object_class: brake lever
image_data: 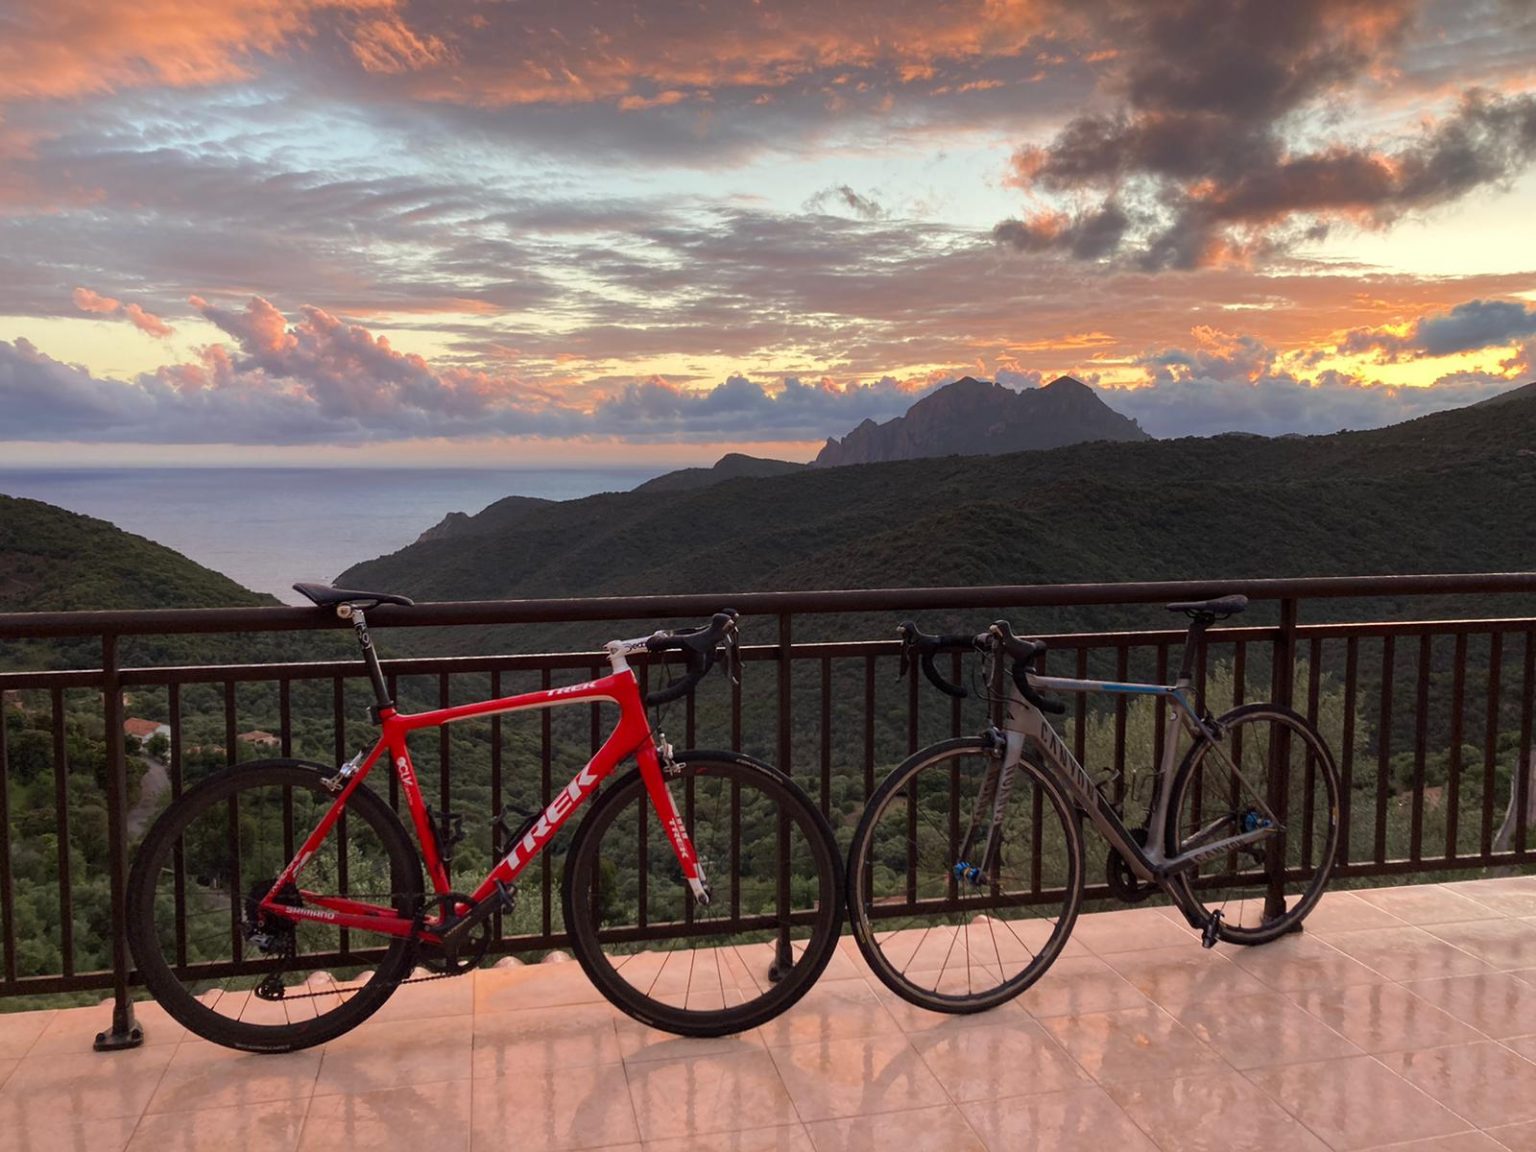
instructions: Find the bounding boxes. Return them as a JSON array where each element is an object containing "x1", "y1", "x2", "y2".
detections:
[{"x1": 720, "y1": 627, "x2": 740, "y2": 686}]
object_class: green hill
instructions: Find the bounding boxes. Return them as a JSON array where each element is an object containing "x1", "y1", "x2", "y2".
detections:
[
  {"x1": 0, "y1": 493, "x2": 274, "y2": 614},
  {"x1": 340, "y1": 387, "x2": 1536, "y2": 623}
]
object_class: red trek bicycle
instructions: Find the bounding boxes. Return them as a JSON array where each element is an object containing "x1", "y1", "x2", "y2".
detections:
[{"x1": 126, "y1": 584, "x2": 844, "y2": 1052}]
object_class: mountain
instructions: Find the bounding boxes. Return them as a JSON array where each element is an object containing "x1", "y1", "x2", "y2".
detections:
[
  {"x1": 635, "y1": 453, "x2": 808, "y2": 494},
  {"x1": 414, "y1": 495, "x2": 555, "y2": 544},
  {"x1": 0, "y1": 494, "x2": 274, "y2": 614},
  {"x1": 337, "y1": 387, "x2": 1536, "y2": 648},
  {"x1": 812, "y1": 375, "x2": 1149, "y2": 467}
]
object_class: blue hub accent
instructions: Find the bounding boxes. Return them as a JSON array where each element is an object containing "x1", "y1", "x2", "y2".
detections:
[
  {"x1": 1241, "y1": 811, "x2": 1272, "y2": 833},
  {"x1": 953, "y1": 862, "x2": 985, "y2": 887}
]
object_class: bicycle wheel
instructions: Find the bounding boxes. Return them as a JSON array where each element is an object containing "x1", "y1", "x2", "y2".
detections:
[
  {"x1": 127, "y1": 759, "x2": 422, "y2": 1053},
  {"x1": 847, "y1": 737, "x2": 1084, "y2": 1013},
  {"x1": 563, "y1": 750, "x2": 843, "y2": 1036},
  {"x1": 1164, "y1": 703, "x2": 1340, "y2": 944}
]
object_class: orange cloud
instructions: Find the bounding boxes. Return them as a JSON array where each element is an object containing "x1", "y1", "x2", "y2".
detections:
[
  {"x1": 0, "y1": 0, "x2": 392, "y2": 101},
  {"x1": 72, "y1": 286, "x2": 174, "y2": 337},
  {"x1": 349, "y1": 14, "x2": 452, "y2": 74}
]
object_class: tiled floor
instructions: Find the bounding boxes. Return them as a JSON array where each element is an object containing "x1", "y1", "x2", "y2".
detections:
[{"x1": 2, "y1": 876, "x2": 1536, "y2": 1151}]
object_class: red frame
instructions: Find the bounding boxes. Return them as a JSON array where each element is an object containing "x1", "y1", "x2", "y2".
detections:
[{"x1": 259, "y1": 665, "x2": 696, "y2": 943}]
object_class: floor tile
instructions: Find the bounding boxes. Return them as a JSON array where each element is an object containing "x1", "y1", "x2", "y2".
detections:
[
  {"x1": 1325, "y1": 926, "x2": 1495, "y2": 982},
  {"x1": 627, "y1": 1049, "x2": 799, "y2": 1140},
  {"x1": 1359, "y1": 1134, "x2": 1510, "y2": 1151},
  {"x1": 1403, "y1": 972, "x2": 1536, "y2": 1039},
  {"x1": 1038, "y1": 1005, "x2": 1223, "y2": 1085},
  {"x1": 959, "y1": 1084, "x2": 1159, "y2": 1151},
  {"x1": 804, "y1": 1103, "x2": 986, "y2": 1152},
  {"x1": 1107, "y1": 1069, "x2": 1331, "y2": 1151},
  {"x1": 301, "y1": 1079, "x2": 470, "y2": 1151},
  {"x1": 369, "y1": 973, "x2": 474, "y2": 1022},
  {"x1": 1378, "y1": 1041, "x2": 1536, "y2": 1127},
  {"x1": 1291, "y1": 982, "x2": 1486, "y2": 1053},
  {"x1": 1425, "y1": 919, "x2": 1536, "y2": 971},
  {"x1": 770, "y1": 1032, "x2": 948, "y2": 1121},
  {"x1": 1224, "y1": 934, "x2": 1390, "y2": 992},
  {"x1": 1488, "y1": 1119, "x2": 1536, "y2": 1150},
  {"x1": 29, "y1": 1001, "x2": 186, "y2": 1055},
  {"x1": 0, "y1": 1107, "x2": 140, "y2": 1152},
  {"x1": 0, "y1": 1043, "x2": 175, "y2": 1120},
  {"x1": 1166, "y1": 990, "x2": 1361, "y2": 1068},
  {"x1": 473, "y1": 962, "x2": 609, "y2": 1014},
  {"x1": 864, "y1": 971, "x2": 1031, "y2": 1033},
  {"x1": 317, "y1": 1013, "x2": 472, "y2": 1095},
  {"x1": 645, "y1": 1125, "x2": 814, "y2": 1152},
  {"x1": 129, "y1": 1097, "x2": 307, "y2": 1152},
  {"x1": 1443, "y1": 882, "x2": 1536, "y2": 918},
  {"x1": 473, "y1": 1001, "x2": 621, "y2": 1074},
  {"x1": 1102, "y1": 944, "x2": 1273, "y2": 1006},
  {"x1": 1357, "y1": 886, "x2": 1502, "y2": 926},
  {"x1": 0, "y1": 1010, "x2": 55, "y2": 1059},
  {"x1": 469, "y1": 1059, "x2": 638, "y2": 1152},
  {"x1": 908, "y1": 1020, "x2": 1088, "y2": 1102},
  {"x1": 1245, "y1": 1055, "x2": 1468, "y2": 1150},
  {"x1": 1068, "y1": 907, "x2": 1199, "y2": 955},
  {"x1": 754, "y1": 978, "x2": 901, "y2": 1047},
  {"x1": 1017, "y1": 954, "x2": 1152, "y2": 1020},
  {"x1": 1297, "y1": 890, "x2": 1409, "y2": 935},
  {"x1": 146, "y1": 1040, "x2": 321, "y2": 1115}
]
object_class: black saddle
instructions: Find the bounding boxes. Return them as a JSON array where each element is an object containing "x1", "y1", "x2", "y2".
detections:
[
  {"x1": 1165, "y1": 594, "x2": 1247, "y2": 618},
  {"x1": 293, "y1": 582, "x2": 415, "y2": 609}
]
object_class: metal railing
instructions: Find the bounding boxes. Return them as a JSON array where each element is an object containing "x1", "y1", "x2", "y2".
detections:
[{"x1": 1, "y1": 572, "x2": 1534, "y2": 1048}]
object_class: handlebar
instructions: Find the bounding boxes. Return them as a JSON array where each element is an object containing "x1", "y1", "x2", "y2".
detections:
[
  {"x1": 626, "y1": 610, "x2": 739, "y2": 707},
  {"x1": 897, "y1": 618, "x2": 1065, "y2": 714}
]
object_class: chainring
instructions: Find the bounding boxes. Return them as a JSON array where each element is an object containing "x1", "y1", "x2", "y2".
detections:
[
  {"x1": 1105, "y1": 827, "x2": 1158, "y2": 903},
  {"x1": 418, "y1": 892, "x2": 492, "y2": 975}
]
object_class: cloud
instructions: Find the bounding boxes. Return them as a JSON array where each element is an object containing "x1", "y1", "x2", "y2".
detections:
[
  {"x1": 1103, "y1": 326, "x2": 1526, "y2": 436},
  {"x1": 1342, "y1": 298, "x2": 1536, "y2": 360},
  {"x1": 349, "y1": 14, "x2": 452, "y2": 75},
  {"x1": 71, "y1": 286, "x2": 174, "y2": 337},
  {"x1": 996, "y1": 1, "x2": 1536, "y2": 268},
  {"x1": 806, "y1": 185, "x2": 887, "y2": 220}
]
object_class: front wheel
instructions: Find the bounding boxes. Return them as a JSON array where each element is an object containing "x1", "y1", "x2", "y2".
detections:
[
  {"x1": 846, "y1": 738, "x2": 1084, "y2": 1013},
  {"x1": 563, "y1": 750, "x2": 844, "y2": 1036},
  {"x1": 1164, "y1": 704, "x2": 1340, "y2": 944}
]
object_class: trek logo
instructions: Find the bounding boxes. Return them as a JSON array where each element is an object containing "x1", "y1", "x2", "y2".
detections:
[
  {"x1": 548, "y1": 681, "x2": 597, "y2": 697},
  {"x1": 396, "y1": 756, "x2": 416, "y2": 789},
  {"x1": 506, "y1": 763, "x2": 600, "y2": 867}
]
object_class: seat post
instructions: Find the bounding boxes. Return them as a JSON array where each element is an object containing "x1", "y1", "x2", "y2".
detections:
[
  {"x1": 342, "y1": 605, "x2": 395, "y2": 714},
  {"x1": 1176, "y1": 614, "x2": 1214, "y2": 685}
]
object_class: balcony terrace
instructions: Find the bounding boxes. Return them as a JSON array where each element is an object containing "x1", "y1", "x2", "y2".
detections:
[{"x1": 1, "y1": 875, "x2": 1534, "y2": 1151}]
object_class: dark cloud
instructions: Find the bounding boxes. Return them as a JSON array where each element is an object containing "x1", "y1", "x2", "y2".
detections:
[
  {"x1": 1342, "y1": 298, "x2": 1536, "y2": 360},
  {"x1": 998, "y1": 0, "x2": 1536, "y2": 268}
]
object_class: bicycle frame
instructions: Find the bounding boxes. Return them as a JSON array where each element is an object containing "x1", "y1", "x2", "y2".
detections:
[
  {"x1": 257, "y1": 637, "x2": 700, "y2": 945},
  {"x1": 985, "y1": 666, "x2": 1283, "y2": 893}
]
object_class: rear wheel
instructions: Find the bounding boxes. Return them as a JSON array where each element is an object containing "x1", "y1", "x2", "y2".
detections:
[
  {"x1": 1164, "y1": 704, "x2": 1340, "y2": 944},
  {"x1": 563, "y1": 751, "x2": 843, "y2": 1036},
  {"x1": 126, "y1": 760, "x2": 421, "y2": 1052},
  {"x1": 846, "y1": 737, "x2": 1084, "y2": 1013}
]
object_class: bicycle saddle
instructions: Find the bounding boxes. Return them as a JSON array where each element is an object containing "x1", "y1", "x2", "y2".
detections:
[{"x1": 293, "y1": 582, "x2": 416, "y2": 608}]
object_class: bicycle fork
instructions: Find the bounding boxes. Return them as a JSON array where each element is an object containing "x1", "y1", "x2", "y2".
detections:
[{"x1": 952, "y1": 728, "x2": 1024, "y2": 889}]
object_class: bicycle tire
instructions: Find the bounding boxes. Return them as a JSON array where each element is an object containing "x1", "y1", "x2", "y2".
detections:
[
  {"x1": 1163, "y1": 703, "x2": 1340, "y2": 945},
  {"x1": 846, "y1": 737, "x2": 1084, "y2": 1013},
  {"x1": 126, "y1": 759, "x2": 422, "y2": 1053},
  {"x1": 563, "y1": 750, "x2": 843, "y2": 1036}
]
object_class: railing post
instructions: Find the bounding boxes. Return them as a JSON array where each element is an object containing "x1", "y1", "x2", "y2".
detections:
[
  {"x1": 1264, "y1": 598, "x2": 1298, "y2": 928},
  {"x1": 96, "y1": 632, "x2": 143, "y2": 1050},
  {"x1": 772, "y1": 613, "x2": 793, "y2": 978}
]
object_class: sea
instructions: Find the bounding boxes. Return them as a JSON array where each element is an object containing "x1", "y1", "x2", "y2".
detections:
[{"x1": 0, "y1": 468, "x2": 660, "y2": 604}]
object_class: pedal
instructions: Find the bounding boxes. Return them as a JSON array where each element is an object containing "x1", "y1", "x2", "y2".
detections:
[{"x1": 1201, "y1": 910, "x2": 1224, "y2": 949}]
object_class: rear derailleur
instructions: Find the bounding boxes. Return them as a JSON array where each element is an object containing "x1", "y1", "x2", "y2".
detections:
[{"x1": 244, "y1": 879, "x2": 301, "y2": 1000}]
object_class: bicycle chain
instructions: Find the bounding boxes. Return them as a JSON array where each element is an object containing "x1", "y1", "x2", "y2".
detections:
[{"x1": 247, "y1": 891, "x2": 498, "y2": 1002}]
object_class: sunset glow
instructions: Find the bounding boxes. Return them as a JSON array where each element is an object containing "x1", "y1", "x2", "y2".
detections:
[{"x1": 3, "y1": 0, "x2": 1535, "y2": 463}]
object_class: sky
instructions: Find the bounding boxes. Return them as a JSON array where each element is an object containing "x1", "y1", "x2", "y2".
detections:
[{"x1": 2, "y1": 0, "x2": 1535, "y2": 467}]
